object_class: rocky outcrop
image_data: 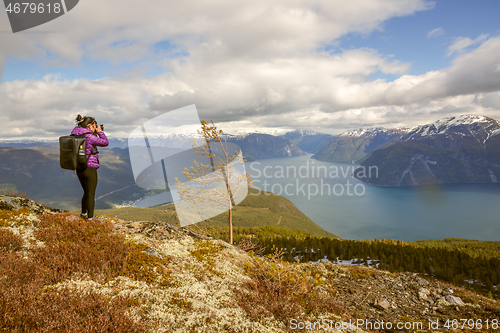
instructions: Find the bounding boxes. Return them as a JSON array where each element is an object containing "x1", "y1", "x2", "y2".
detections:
[
  {"x1": 334, "y1": 267, "x2": 498, "y2": 330},
  {"x1": 0, "y1": 195, "x2": 62, "y2": 216}
]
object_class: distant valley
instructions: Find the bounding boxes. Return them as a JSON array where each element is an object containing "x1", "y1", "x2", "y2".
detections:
[
  {"x1": 2, "y1": 115, "x2": 500, "y2": 210},
  {"x1": 0, "y1": 129, "x2": 333, "y2": 209}
]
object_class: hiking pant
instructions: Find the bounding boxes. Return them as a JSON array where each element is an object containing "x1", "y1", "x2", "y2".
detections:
[{"x1": 76, "y1": 167, "x2": 98, "y2": 218}]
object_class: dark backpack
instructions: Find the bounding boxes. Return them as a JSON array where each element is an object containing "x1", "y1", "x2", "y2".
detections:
[{"x1": 59, "y1": 134, "x2": 96, "y2": 170}]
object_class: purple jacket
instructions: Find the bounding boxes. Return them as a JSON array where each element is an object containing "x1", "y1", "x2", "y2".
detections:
[{"x1": 70, "y1": 126, "x2": 109, "y2": 168}]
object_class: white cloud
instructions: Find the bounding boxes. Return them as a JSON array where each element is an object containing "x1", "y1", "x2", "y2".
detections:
[
  {"x1": 446, "y1": 34, "x2": 488, "y2": 56},
  {"x1": 0, "y1": 0, "x2": 436, "y2": 138},
  {"x1": 473, "y1": 92, "x2": 500, "y2": 110},
  {"x1": 241, "y1": 93, "x2": 500, "y2": 134},
  {"x1": 147, "y1": 35, "x2": 500, "y2": 130},
  {"x1": 0, "y1": 0, "x2": 433, "y2": 67},
  {"x1": 4, "y1": 0, "x2": 500, "y2": 138},
  {"x1": 427, "y1": 27, "x2": 444, "y2": 38},
  {"x1": 0, "y1": 74, "x2": 182, "y2": 138},
  {"x1": 4, "y1": 36, "x2": 500, "y2": 139}
]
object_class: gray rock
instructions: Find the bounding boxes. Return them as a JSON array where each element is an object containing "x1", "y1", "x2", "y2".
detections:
[
  {"x1": 416, "y1": 277, "x2": 429, "y2": 285},
  {"x1": 418, "y1": 287, "x2": 430, "y2": 295},
  {"x1": 0, "y1": 195, "x2": 62, "y2": 214},
  {"x1": 373, "y1": 297, "x2": 391, "y2": 311},
  {"x1": 1, "y1": 196, "x2": 21, "y2": 210},
  {"x1": 418, "y1": 292, "x2": 427, "y2": 300},
  {"x1": 141, "y1": 247, "x2": 163, "y2": 259},
  {"x1": 418, "y1": 288, "x2": 430, "y2": 300},
  {"x1": 445, "y1": 295, "x2": 464, "y2": 306},
  {"x1": 393, "y1": 283, "x2": 404, "y2": 290},
  {"x1": 443, "y1": 288, "x2": 454, "y2": 296},
  {"x1": 164, "y1": 222, "x2": 180, "y2": 231}
]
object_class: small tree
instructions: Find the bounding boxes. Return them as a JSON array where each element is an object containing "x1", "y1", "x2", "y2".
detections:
[{"x1": 175, "y1": 120, "x2": 252, "y2": 244}]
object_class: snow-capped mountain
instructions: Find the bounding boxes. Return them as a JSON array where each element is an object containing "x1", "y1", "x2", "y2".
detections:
[
  {"x1": 356, "y1": 115, "x2": 500, "y2": 186},
  {"x1": 312, "y1": 127, "x2": 408, "y2": 163},
  {"x1": 222, "y1": 128, "x2": 294, "y2": 139},
  {"x1": 0, "y1": 138, "x2": 59, "y2": 149},
  {"x1": 340, "y1": 127, "x2": 410, "y2": 137},
  {"x1": 403, "y1": 115, "x2": 500, "y2": 144},
  {"x1": 276, "y1": 129, "x2": 325, "y2": 137}
]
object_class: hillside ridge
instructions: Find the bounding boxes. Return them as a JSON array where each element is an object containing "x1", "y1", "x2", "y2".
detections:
[{"x1": 1, "y1": 195, "x2": 499, "y2": 332}]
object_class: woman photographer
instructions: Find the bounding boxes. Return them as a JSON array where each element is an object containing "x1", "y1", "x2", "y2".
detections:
[{"x1": 71, "y1": 114, "x2": 109, "y2": 221}]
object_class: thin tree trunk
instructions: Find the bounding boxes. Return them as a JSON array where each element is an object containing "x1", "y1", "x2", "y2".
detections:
[
  {"x1": 227, "y1": 170, "x2": 233, "y2": 244},
  {"x1": 229, "y1": 203, "x2": 233, "y2": 245},
  {"x1": 222, "y1": 138, "x2": 234, "y2": 244}
]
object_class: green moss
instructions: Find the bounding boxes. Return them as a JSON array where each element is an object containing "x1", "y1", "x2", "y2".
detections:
[
  {"x1": 188, "y1": 240, "x2": 224, "y2": 279},
  {"x1": 122, "y1": 242, "x2": 179, "y2": 288},
  {"x1": 126, "y1": 297, "x2": 141, "y2": 307},
  {"x1": 168, "y1": 292, "x2": 193, "y2": 313},
  {"x1": 0, "y1": 206, "x2": 33, "y2": 228}
]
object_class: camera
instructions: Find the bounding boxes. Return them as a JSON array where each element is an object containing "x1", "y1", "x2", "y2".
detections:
[{"x1": 100, "y1": 124, "x2": 104, "y2": 131}]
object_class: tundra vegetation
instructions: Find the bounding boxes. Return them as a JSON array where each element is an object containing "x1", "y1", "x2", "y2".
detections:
[{"x1": 3, "y1": 193, "x2": 500, "y2": 332}]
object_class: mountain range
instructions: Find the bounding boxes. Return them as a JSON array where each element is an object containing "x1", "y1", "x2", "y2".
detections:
[
  {"x1": 278, "y1": 129, "x2": 334, "y2": 154},
  {"x1": 312, "y1": 127, "x2": 407, "y2": 162},
  {"x1": 355, "y1": 115, "x2": 500, "y2": 186},
  {"x1": 0, "y1": 130, "x2": 317, "y2": 209},
  {"x1": 0, "y1": 130, "x2": 324, "y2": 160},
  {"x1": 2, "y1": 114, "x2": 499, "y2": 205},
  {"x1": 227, "y1": 133, "x2": 305, "y2": 160}
]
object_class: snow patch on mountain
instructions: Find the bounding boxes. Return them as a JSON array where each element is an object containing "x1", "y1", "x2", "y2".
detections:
[
  {"x1": 340, "y1": 127, "x2": 410, "y2": 138},
  {"x1": 276, "y1": 129, "x2": 324, "y2": 136},
  {"x1": 404, "y1": 115, "x2": 500, "y2": 141},
  {"x1": 491, "y1": 128, "x2": 500, "y2": 138}
]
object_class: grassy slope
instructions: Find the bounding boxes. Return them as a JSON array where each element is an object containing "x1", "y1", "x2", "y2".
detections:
[{"x1": 90, "y1": 188, "x2": 338, "y2": 238}]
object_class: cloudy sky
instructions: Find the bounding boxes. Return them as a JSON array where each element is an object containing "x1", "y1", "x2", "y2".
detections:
[{"x1": 1, "y1": 0, "x2": 500, "y2": 139}]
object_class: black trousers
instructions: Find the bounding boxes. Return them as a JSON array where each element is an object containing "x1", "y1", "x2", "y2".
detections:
[{"x1": 76, "y1": 167, "x2": 98, "y2": 218}]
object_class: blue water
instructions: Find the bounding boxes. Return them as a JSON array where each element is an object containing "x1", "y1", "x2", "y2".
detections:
[{"x1": 245, "y1": 154, "x2": 500, "y2": 241}]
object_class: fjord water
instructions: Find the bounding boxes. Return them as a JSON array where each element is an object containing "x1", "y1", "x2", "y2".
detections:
[{"x1": 246, "y1": 154, "x2": 500, "y2": 241}]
